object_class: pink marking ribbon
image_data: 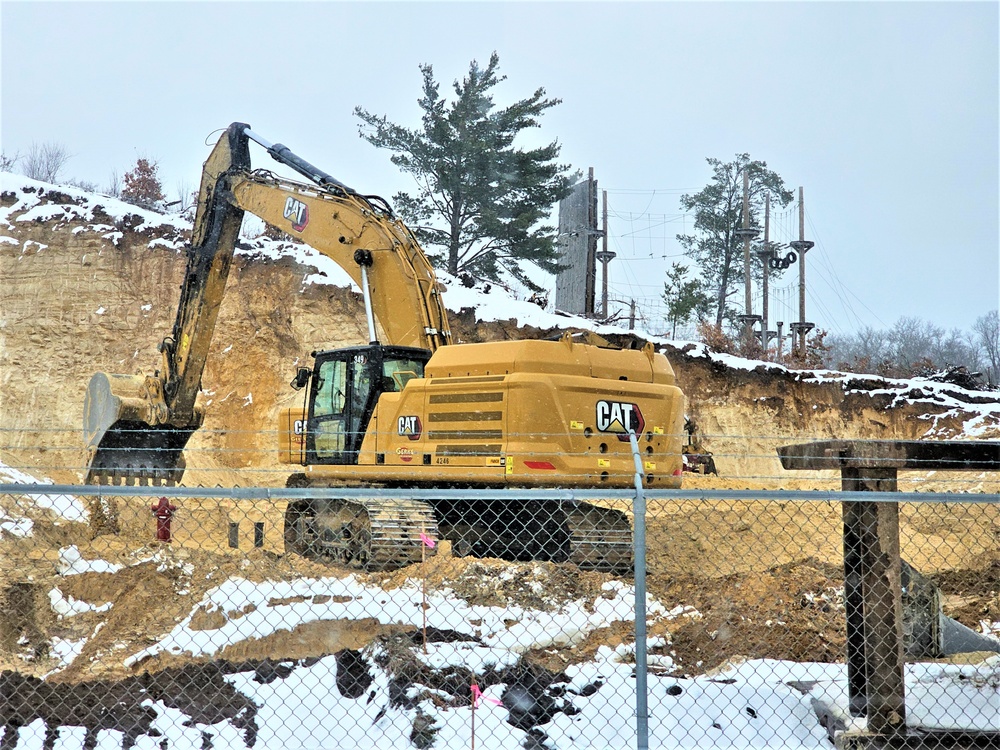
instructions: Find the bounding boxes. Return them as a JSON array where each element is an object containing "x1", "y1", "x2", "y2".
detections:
[
  {"x1": 419, "y1": 533, "x2": 436, "y2": 548},
  {"x1": 470, "y1": 683, "x2": 503, "y2": 708}
]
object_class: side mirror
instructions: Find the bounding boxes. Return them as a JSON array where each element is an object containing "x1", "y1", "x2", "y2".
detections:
[{"x1": 290, "y1": 367, "x2": 311, "y2": 391}]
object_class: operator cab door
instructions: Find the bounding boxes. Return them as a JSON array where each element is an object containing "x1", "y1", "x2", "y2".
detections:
[
  {"x1": 306, "y1": 351, "x2": 371, "y2": 465},
  {"x1": 306, "y1": 346, "x2": 431, "y2": 466}
]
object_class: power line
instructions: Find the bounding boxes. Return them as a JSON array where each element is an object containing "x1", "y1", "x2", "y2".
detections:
[{"x1": 599, "y1": 187, "x2": 892, "y2": 338}]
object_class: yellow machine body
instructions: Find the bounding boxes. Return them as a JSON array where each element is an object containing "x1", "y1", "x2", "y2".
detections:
[{"x1": 278, "y1": 338, "x2": 685, "y2": 488}]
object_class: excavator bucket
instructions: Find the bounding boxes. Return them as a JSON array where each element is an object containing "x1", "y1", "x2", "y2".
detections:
[{"x1": 83, "y1": 373, "x2": 201, "y2": 485}]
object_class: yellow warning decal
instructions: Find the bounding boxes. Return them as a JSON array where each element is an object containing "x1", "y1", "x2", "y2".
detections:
[
  {"x1": 570, "y1": 420, "x2": 584, "y2": 430},
  {"x1": 645, "y1": 461, "x2": 656, "y2": 471},
  {"x1": 505, "y1": 456, "x2": 514, "y2": 475},
  {"x1": 598, "y1": 458, "x2": 611, "y2": 468},
  {"x1": 653, "y1": 426, "x2": 664, "y2": 435}
]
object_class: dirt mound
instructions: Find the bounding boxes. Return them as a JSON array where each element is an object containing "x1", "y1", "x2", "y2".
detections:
[{"x1": 371, "y1": 551, "x2": 614, "y2": 611}]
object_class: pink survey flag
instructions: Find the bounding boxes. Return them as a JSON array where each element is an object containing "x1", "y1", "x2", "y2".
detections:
[
  {"x1": 419, "y1": 532, "x2": 436, "y2": 548},
  {"x1": 470, "y1": 683, "x2": 503, "y2": 708}
]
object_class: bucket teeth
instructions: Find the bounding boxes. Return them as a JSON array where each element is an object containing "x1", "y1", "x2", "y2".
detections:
[
  {"x1": 86, "y1": 464, "x2": 182, "y2": 487},
  {"x1": 84, "y1": 423, "x2": 191, "y2": 487}
]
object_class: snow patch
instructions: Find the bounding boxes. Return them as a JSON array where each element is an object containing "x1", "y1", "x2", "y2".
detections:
[{"x1": 57, "y1": 545, "x2": 124, "y2": 576}]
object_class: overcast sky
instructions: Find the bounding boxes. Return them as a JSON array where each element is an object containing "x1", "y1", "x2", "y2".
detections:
[{"x1": 2, "y1": 1, "x2": 997, "y2": 337}]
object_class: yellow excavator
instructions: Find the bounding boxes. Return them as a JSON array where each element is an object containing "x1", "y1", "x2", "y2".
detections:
[{"x1": 83, "y1": 122, "x2": 686, "y2": 571}]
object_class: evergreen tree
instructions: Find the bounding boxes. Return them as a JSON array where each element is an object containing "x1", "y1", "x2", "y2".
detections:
[
  {"x1": 121, "y1": 157, "x2": 165, "y2": 210},
  {"x1": 677, "y1": 155, "x2": 793, "y2": 327},
  {"x1": 355, "y1": 53, "x2": 574, "y2": 289},
  {"x1": 662, "y1": 262, "x2": 712, "y2": 338}
]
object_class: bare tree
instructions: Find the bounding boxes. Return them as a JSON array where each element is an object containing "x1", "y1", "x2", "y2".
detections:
[
  {"x1": 239, "y1": 215, "x2": 265, "y2": 240},
  {"x1": 888, "y1": 316, "x2": 940, "y2": 374},
  {"x1": 106, "y1": 169, "x2": 122, "y2": 198},
  {"x1": 973, "y1": 310, "x2": 1000, "y2": 385},
  {"x1": 175, "y1": 178, "x2": 195, "y2": 217},
  {"x1": 64, "y1": 177, "x2": 99, "y2": 192},
  {"x1": 931, "y1": 328, "x2": 977, "y2": 370},
  {"x1": 1, "y1": 151, "x2": 19, "y2": 171},
  {"x1": 827, "y1": 316, "x2": 983, "y2": 379},
  {"x1": 826, "y1": 325, "x2": 892, "y2": 374},
  {"x1": 21, "y1": 142, "x2": 71, "y2": 183}
]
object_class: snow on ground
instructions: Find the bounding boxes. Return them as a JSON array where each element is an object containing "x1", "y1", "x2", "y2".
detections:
[
  {"x1": 0, "y1": 565, "x2": 965, "y2": 748},
  {"x1": 0, "y1": 511, "x2": 33, "y2": 539},
  {"x1": 670, "y1": 343, "x2": 1000, "y2": 439},
  {"x1": 122, "y1": 572, "x2": 666, "y2": 666},
  {"x1": 48, "y1": 587, "x2": 113, "y2": 618},
  {"x1": 56, "y1": 544, "x2": 124, "y2": 575},
  {"x1": 0, "y1": 173, "x2": 189, "y2": 244},
  {"x1": 11, "y1": 641, "x2": 1000, "y2": 749},
  {"x1": 0, "y1": 460, "x2": 88, "y2": 532}
]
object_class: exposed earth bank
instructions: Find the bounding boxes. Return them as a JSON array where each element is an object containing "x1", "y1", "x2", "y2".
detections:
[{"x1": 1, "y1": 179, "x2": 998, "y2": 745}]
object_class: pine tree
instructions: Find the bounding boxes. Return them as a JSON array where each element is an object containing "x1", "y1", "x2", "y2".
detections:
[
  {"x1": 355, "y1": 53, "x2": 575, "y2": 290},
  {"x1": 121, "y1": 157, "x2": 165, "y2": 210},
  {"x1": 677, "y1": 155, "x2": 793, "y2": 327},
  {"x1": 662, "y1": 262, "x2": 712, "y2": 338}
]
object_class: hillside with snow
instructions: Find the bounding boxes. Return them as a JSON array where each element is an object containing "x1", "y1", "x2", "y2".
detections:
[
  {"x1": 2, "y1": 173, "x2": 998, "y2": 489},
  {"x1": 1, "y1": 174, "x2": 998, "y2": 749}
]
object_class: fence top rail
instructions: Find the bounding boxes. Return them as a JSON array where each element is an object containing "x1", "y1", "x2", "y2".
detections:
[
  {"x1": 779, "y1": 439, "x2": 1000, "y2": 471},
  {"x1": 2, "y1": 484, "x2": 998, "y2": 505}
]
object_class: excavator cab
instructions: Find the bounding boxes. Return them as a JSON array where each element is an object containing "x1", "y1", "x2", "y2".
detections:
[{"x1": 303, "y1": 345, "x2": 431, "y2": 465}]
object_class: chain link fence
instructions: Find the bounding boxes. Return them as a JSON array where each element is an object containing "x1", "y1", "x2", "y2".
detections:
[{"x1": 1, "y1": 477, "x2": 998, "y2": 750}]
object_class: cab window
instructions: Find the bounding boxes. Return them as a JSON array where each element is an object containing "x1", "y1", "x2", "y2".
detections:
[{"x1": 382, "y1": 357, "x2": 425, "y2": 391}]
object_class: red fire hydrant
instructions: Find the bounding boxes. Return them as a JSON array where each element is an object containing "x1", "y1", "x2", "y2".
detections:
[{"x1": 151, "y1": 497, "x2": 177, "y2": 542}]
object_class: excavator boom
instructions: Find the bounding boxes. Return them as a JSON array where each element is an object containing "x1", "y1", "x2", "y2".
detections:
[{"x1": 84, "y1": 123, "x2": 451, "y2": 484}]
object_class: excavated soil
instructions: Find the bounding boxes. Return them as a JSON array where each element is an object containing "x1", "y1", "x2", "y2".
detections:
[{"x1": 1, "y1": 188, "x2": 999, "y2": 740}]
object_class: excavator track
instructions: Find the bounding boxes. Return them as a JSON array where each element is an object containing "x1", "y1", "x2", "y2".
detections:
[
  {"x1": 284, "y1": 496, "x2": 438, "y2": 571},
  {"x1": 284, "y1": 477, "x2": 631, "y2": 574},
  {"x1": 432, "y1": 497, "x2": 633, "y2": 574},
  {"x1": 564, "y1": 502, "x2": 633, "y2": 573}
]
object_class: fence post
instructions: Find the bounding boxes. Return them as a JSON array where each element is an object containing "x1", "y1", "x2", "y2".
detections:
[{"x1": 628, "y1": 430, "x2": 648, "y2": 750}]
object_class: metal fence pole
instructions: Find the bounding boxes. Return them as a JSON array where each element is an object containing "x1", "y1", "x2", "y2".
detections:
[{"x1": 629, "y1": 430, "x2": 648, "y2": 750}]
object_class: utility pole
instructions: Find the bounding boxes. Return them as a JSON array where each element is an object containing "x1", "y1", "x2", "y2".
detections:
[
  {"x1": 754, "y1": 194, "x2": 774, "y2": 359},
  {"x1": 735, "y1": 171, "x2": 761, "y2": 349},
  {"x1": 584, "y1": 168, "x2": 598, "y2": 317},
  {"x1": 595, "y1": 189, "x2": 616, "y2": 319},
  {"x1": 789, "y1": 187, "x2": 815, "y2": 358}
]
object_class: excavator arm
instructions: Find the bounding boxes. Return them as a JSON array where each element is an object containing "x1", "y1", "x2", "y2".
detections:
[
  {"x1": 225, "y1": 171, "x2": 451, "y2": 350},
  {"x1": 83, "y1": 123, "x2": 451, "y2": 484}
]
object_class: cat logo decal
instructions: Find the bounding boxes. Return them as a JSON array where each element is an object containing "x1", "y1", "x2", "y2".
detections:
[
  {"x1": 283, "y1": 196, "x2": 309, "y2": 232},
  {"x1": 397, "y1": 415, "x2": 421, "y2": 440},
  {"x1": 596, "y1": 401, "x2": 644, "y2": 442}
]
